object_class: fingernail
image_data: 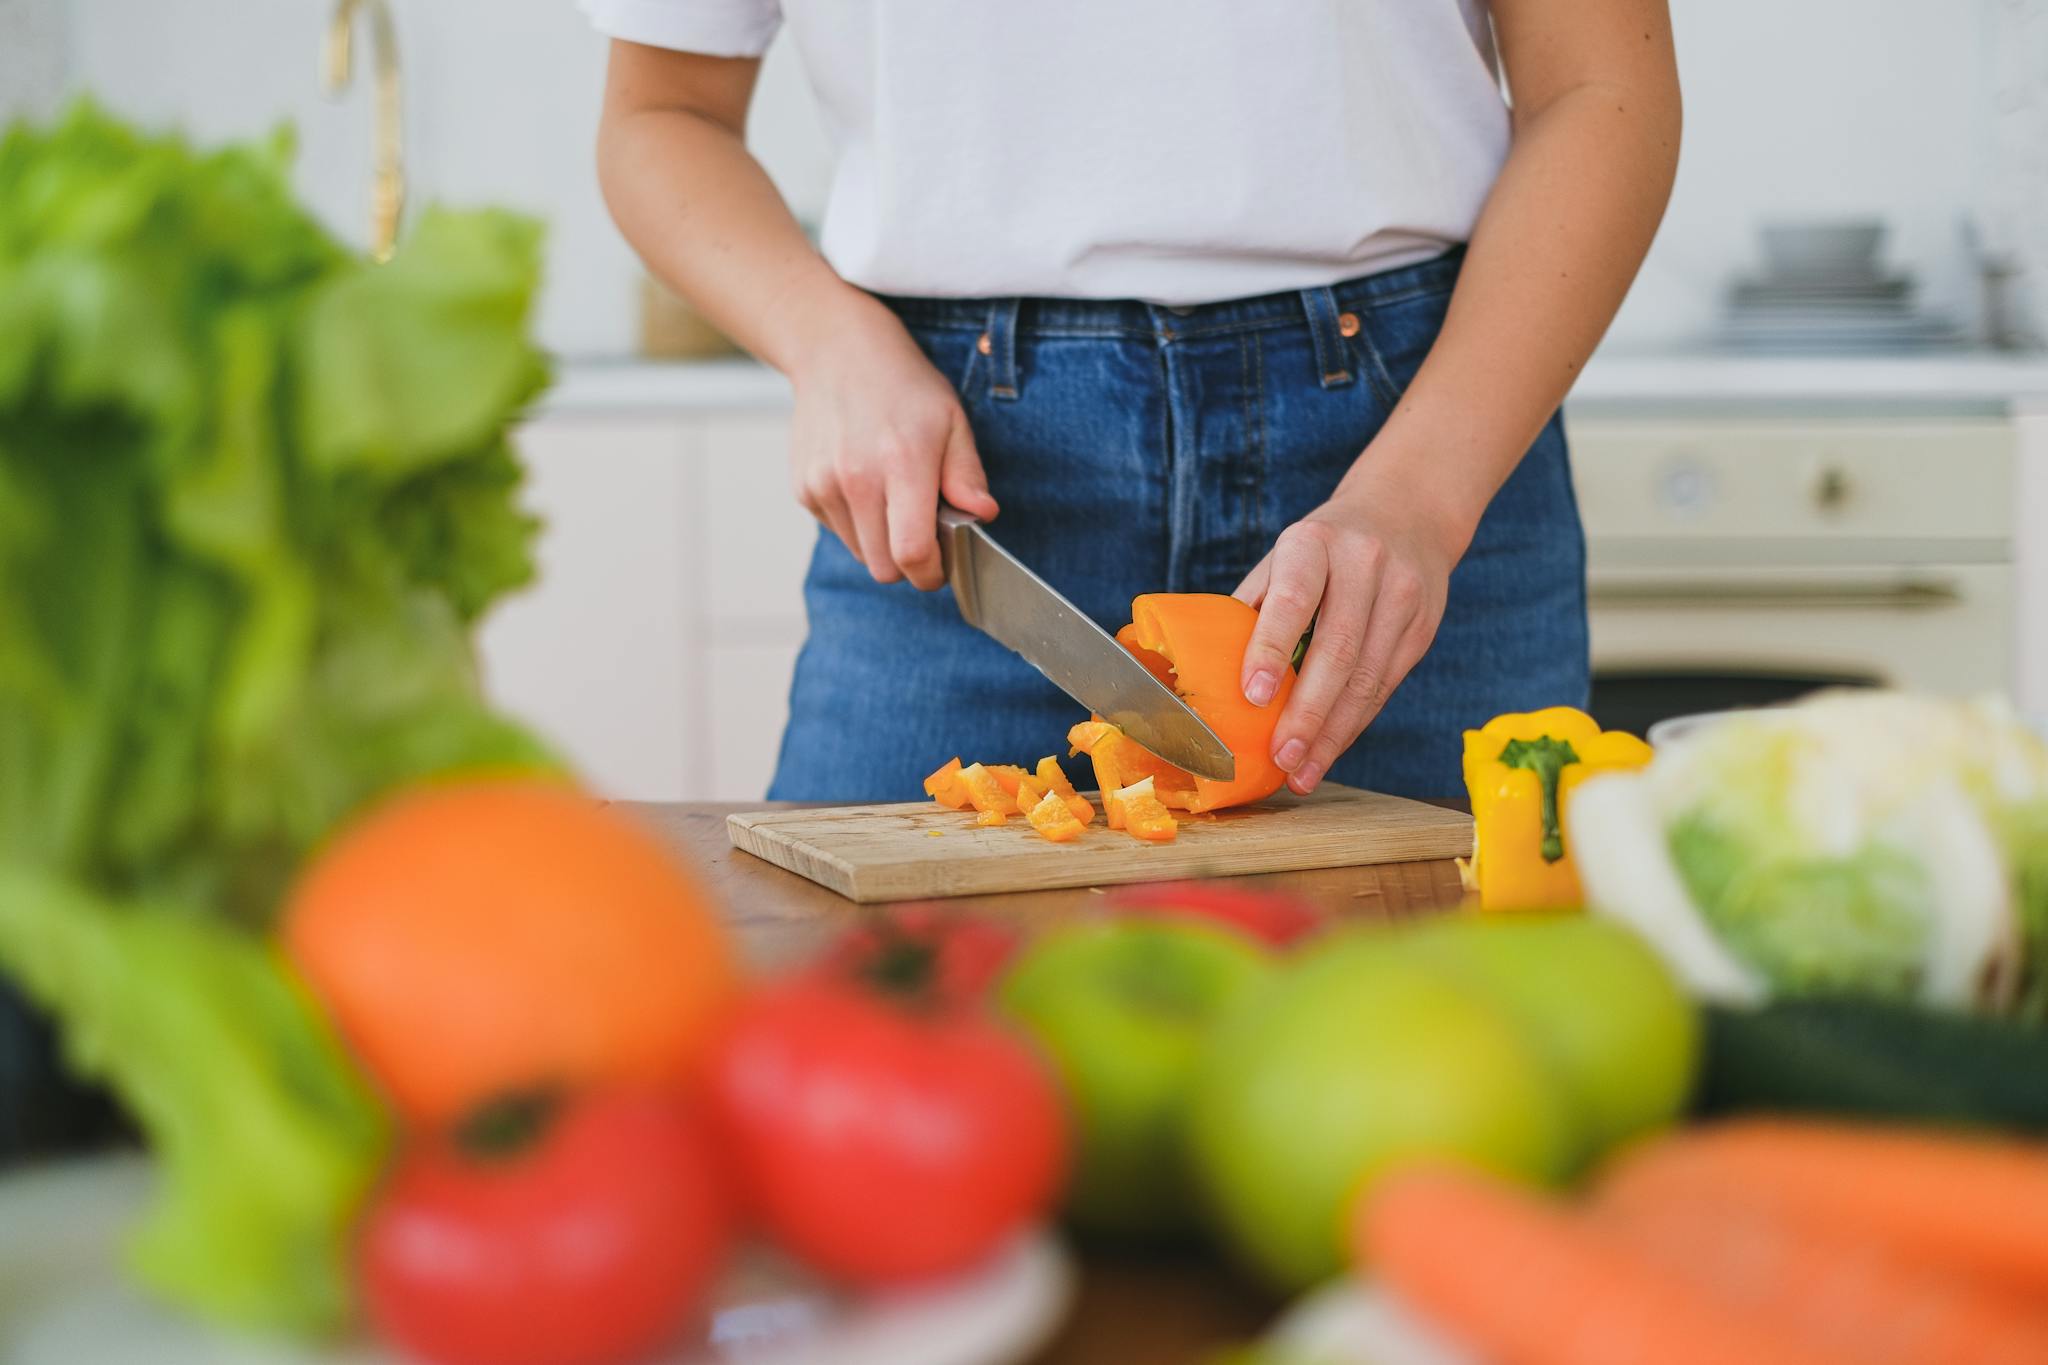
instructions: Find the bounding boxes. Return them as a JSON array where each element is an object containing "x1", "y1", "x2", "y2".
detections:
[
  {"x1": 1245, "y1": 670, "x2": 1278, "y2": 706},
  {"x1": 1275, "y1": 738, "x2": 1306, "y2": 770},
  {"x1": 1293, "y1": 760, "x2": 1324, "y2": 791}
]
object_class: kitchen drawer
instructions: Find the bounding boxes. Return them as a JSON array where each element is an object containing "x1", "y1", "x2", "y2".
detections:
[
  {"x1": 1588, "y1": 563, "x2": 2012, "y2": 696},
  {"x1": 1568, "y1": 418, "x2": 2013, "y2": 546},
  {"x1": 701, "y1": 413, "x2": 816, "y2": 627}
]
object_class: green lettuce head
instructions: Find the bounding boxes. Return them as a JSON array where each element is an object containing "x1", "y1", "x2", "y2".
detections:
[
  {"x1": 1572, "y1": 691, "x2": 2048, "y2": 1016},
  {"x1": 0, "y1": 102, "x2": 563, "y2": 1333}
]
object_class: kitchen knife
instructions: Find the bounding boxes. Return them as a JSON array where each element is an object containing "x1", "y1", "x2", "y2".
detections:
[{"x1": 937, "y1": 505, "x2": 1236, "y2": 781}]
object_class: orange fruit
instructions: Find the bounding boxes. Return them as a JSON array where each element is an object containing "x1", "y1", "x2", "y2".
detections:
[{"x1": 284, "y1": 779, "x2": 737, "y2": 1127}]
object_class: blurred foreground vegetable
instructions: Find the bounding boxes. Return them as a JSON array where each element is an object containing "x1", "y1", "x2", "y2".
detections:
[
  {"x1": 1001, "y1": 917, "x2": 1274, "y2": 1240},
  {"x1": 1357, "y1": 1121, "x2": 2048, "y2": 1365},
  {"x1": 1187, "y1": 914, "x2": 1693, "y2": 1291},
  {"x1": 1571, "y1": 692, "x2": 2048, "y2": 1015},
  {"x1": 0, "y1": 103, "x2": 558, "y2": 1331},
  {"x1": 1361, "y1": 1166, "x2": 1854, "y2": 1365},
  {"x1": 361, "y1": 1091, "x2": 731, "y2": 1365},
  {"x1": 284, "y1": 780, "x2": 737, "y2": 1126},
  {"x1": 707, "y1": 966, "x2": 1067, "y2": 1285},
  {"x1": 0, "y1": 866, "x2": 387, "y2": 1332}
]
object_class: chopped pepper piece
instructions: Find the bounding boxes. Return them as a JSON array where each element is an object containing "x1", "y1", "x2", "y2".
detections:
[
  {"x1": 1104, "y1": 777, "x2": 1178, "y2": 843},
  {"x1": 1026, "y1": 789, "x2": 1088, "y2": 842},
  {"x1": 1013, "y1": 773, "x2": 1049, "y2": 816},
  {"x1": 1460, "y1": 707, "x2": 1652, "y2": 912},
  {"x1": 1035, "y1": 757, "x2": 1095, "y2": 825},
  {"x1": 958, "y1": 762, "x2": 1014, "y2": 827},
  {"x1": 984, "y1": 765, "x2": 1032, "y2": 797},
  {"x1": 923, "y1": 757, "x2": 971, "y2": 810}
]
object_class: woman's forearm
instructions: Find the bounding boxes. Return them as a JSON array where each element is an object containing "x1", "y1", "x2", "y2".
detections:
[
  {"x1": 1340, "y1": 13, "x2": 1681, "y2": 555},
  {"x1": 596, "y1": 42, "x2": 880, "y2": 378},
  {"x1": 595, "y1": 40, "x2": 998, "y2": 589}
]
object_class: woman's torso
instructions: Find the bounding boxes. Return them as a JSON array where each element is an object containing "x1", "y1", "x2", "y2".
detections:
[{"x1": 773, "y1": 0, "x2": 1512, "y2": 303}]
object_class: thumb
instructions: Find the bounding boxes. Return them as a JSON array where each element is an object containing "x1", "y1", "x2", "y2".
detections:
[{"x1": 938, "y1": 411, "x2": 1000, "y2": 521}]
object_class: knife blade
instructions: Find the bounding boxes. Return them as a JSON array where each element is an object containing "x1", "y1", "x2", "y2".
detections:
[{"x1": 937, "y1": 505, "x2": 1236, "y2": 781}]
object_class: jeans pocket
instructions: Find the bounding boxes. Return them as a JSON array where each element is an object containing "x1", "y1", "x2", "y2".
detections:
[
  {"x1": 1350, "y1": 287, "x2": 1455, "y2": 407},
  {"x1": 903, "y1": 322, "x2": 986, "y2": 408}
]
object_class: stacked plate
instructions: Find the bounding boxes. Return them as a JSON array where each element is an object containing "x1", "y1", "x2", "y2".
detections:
[{"x1": 1717, "y1": 220, "x2": 1964, "y2": 353}]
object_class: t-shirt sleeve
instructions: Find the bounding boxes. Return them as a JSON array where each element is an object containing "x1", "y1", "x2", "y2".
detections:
[{"x1": 579, "y1": 0, "x2": 782, "y2": 58}]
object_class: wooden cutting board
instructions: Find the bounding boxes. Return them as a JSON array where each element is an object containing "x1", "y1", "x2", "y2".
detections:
[{"x1": 726, "y1": 784, "x2": 1474, "y2": 903}]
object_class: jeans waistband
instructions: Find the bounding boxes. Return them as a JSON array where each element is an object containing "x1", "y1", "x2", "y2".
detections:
[{"x1": 878, "y1": 245, "x2": 1465, "y2": 340}]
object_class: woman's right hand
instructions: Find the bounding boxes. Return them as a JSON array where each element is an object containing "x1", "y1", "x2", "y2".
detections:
[{"x1": 786, "y1": 292, "x2": 999, "y2": 590}]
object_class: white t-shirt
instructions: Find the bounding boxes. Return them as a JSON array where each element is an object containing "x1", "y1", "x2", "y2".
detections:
[{"x1": 584, "y1": 1, "x2": 1511, "y2": 305}]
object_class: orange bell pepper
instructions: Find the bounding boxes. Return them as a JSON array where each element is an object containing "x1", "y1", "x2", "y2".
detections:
[
  {"x1": 923, "y1": 757, "x2": 970, "y2": 810},
  {"x1": 1026, "y1": 788, "x2": 1088, "y2": 842},
  {"x1": 1106, "y1": 776, "x2": 1179, "y2": 842},
  {"x1": 1013, "y1": 773, "x2": 1049, "y2": 816},
  {"x1": 1068, "y1": 593, "x2": 1295, "y2": 814},
  {"x1": 1034, "y1": 757, "x2": 1095, "y2": 825},
  {"x1": 957, "y1": 763, "x2": 1014, "y2": 826}
]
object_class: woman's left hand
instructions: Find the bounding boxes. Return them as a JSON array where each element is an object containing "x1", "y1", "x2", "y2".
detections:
[{"x1": 1233, "y1": 471, "x2": 1465, "y2": 794}]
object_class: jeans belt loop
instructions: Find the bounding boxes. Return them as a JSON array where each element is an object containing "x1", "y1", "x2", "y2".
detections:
[
  {"x1": 1299, "y1": 286, "x2": 1354, "y2": 390},
  {"x1": 986, "y1": 298, "x2": 1023, "y2": 401}
]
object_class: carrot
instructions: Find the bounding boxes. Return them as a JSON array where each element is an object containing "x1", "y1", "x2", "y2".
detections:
[
  {"x1": 1359, "y1": 1165, "x2": 1857, "y2": 1365},
  {"x1": 1595, "y1": 1183, "x2": 2048, "y2": 1365},
  {"x1": 1595, "y1": 1120, "x2": 2048, "y2": 1297}
]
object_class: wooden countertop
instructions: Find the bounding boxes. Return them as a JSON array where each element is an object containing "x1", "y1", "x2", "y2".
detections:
[{"x1": 624, "y1": 801, "x2": 1469, "y2": 1365}]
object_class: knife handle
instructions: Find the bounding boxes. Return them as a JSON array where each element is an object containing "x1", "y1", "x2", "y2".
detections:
[{"x1": 936, "y1": 502, "x2": 978, "y2": 617}]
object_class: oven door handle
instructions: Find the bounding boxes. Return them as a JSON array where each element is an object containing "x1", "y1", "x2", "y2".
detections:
[{"x1": 1586, "y1": 578, "x2": 1963, "y2": 610}]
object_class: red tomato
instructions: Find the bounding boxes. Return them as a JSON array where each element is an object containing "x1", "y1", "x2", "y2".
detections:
[
  {"x1": 360, "y1": 1091, "x2": 731, "y2": 1365},
  {"x1": 707, "y1": 978, "x2": 1066, "y2": 1286},
  {"x1": 810, "y1": 904, "x2": 1021, "y2": 1007},
  {"x1": 1103, "y1": 880, "x2": 1325, "y2": 947}
]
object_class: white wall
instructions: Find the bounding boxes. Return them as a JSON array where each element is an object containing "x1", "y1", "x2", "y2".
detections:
[
  {"x1": 52, "y1": 0, "x2": 832, "y2": 359},
  {"x1": 1610, "y1": 0, "x2": 2005, "y2": 347},
  {"x1": 38, "y1": 0, "x2": 2037, "y2": 356}
]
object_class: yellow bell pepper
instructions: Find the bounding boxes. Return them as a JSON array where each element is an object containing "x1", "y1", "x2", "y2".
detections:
[{"x1": 1459, "y1": 707, "x2": 1652, "y2": 912}]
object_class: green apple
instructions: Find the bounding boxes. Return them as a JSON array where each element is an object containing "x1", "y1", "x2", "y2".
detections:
[
  {"x1": 999, "y1": 918, "x2": 1275, "y2": 1240},
  {"x1": 1390, "y1": 914, "x2": 1699, "y2": 1164},
  {"x1": 1186, "y1": 928, "x2": 1577, "y2": 1292}
]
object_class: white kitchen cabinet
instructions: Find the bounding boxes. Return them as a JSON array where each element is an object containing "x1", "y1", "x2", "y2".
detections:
[
  {"x1": 478, "y1": 408, "x2": 813, "y2": 803},
  {"x1": 476, "y1": 415, "x2": 703, "y2": 801},
  {"x1": 705, "y1": 642, "x2": 804, "y2": 799},
  {"x1": 696, "y1": 414, "x2": 815, "y2": 801}
]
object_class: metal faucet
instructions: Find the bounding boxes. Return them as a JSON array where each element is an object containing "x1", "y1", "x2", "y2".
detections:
[{"x1": 321, "y1": 0, "x2": 405, "y2": 262}]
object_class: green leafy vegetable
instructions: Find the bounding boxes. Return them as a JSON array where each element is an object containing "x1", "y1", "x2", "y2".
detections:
[
  {"x1": 1668, "y1": 814, "x2": 1930, "y2": 998},
  {"x1": 0, "y1": 867, "x2": 387, "y2": 1333},
  {"x1": 0, "y1": 102, "x2": 561, "y2": 1332},
  {"x1": 1499, "y1": 735, "x2": 1580, "y2": 862}
]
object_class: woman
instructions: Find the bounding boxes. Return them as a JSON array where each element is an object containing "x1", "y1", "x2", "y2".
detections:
[{"x1": 589, "y1": 3, "x2": 1679, "y2": 800}]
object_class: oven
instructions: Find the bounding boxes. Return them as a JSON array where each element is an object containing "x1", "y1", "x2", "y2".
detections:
[{"x1": 1566, "y1": 415, "x2": 2015, "y2": 739}]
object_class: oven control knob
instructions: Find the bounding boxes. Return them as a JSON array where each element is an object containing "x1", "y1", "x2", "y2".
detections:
[
  {"x1": 1811, "y1": 462, "x2": 1852, "y2": 513},
  {"x1": 1658, "y1": 456, "x2": 1714, "y2": 518}
]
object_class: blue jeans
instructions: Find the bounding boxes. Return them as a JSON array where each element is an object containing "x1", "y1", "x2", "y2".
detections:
[{"x1": 768, "y1": 248, "x2": 1588, "y2": 802}]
